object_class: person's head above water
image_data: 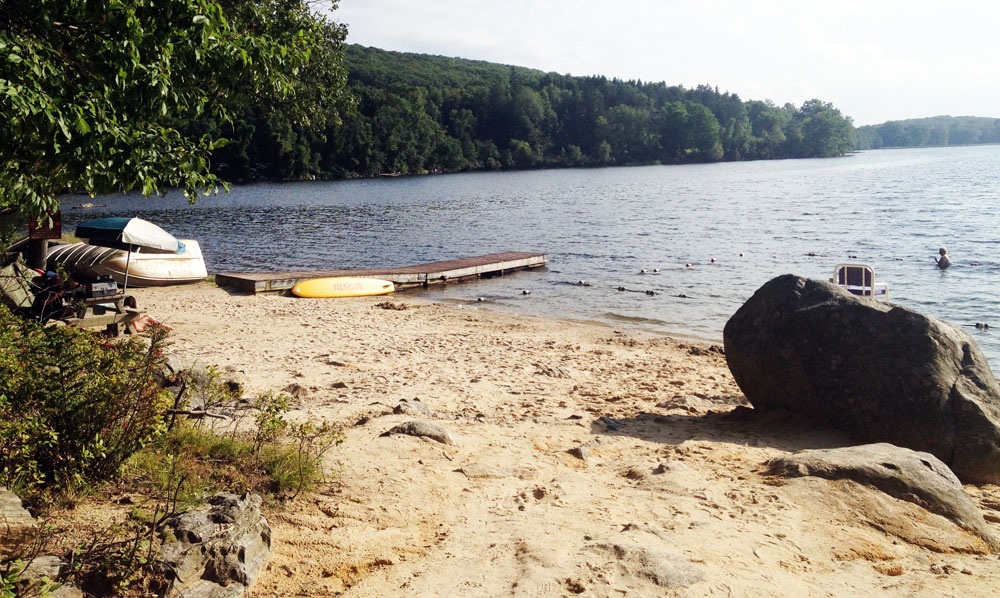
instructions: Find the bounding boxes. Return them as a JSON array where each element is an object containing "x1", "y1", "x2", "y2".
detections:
[{"x1": 939, "y1": 247, "x2": 948, "y2": 256}]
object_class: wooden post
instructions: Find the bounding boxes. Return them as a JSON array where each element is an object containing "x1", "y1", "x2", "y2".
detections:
[
  {"x1": 25, "y1": 239, "x2": 48, "y2": 270},
  {"x1": 26, "y1": 211, "x2": 60, "y2": 270}
]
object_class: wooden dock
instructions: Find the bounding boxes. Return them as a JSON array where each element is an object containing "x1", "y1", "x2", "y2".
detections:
[{"x1": 214, "y1": 251, "x2": 548, "y2": 294}]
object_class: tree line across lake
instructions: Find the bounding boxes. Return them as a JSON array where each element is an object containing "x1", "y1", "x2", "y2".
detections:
[
  {"x1": 855, "y1": 116, "x2": 1000, "y2": 150},
  {"x1": 205, "y1": 45, "x2": 858, "y2": 181}
]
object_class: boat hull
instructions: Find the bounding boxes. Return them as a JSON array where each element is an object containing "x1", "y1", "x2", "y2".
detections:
[{"x1": 47, "y1": 240, "x2": 208, "y2": 287}]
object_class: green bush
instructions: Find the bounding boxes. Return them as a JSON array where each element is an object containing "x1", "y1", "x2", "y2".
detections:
[{"x1": 0, "y1": 304, "x2": 171, "y2": 496}]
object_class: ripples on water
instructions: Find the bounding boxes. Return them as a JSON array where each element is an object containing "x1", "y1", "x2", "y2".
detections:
[{"x1": 64, "y1": 146, "x2": 1000, "y2": 370}]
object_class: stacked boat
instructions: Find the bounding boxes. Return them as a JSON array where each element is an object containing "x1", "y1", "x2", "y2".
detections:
[{"x1": 47, "y1": 239, "x2": 208, "y2": 287}]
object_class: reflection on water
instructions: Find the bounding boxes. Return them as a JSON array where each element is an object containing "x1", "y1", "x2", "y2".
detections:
[{"x1": 63, "y1": 145, "x2": 1000, "y2": 370}]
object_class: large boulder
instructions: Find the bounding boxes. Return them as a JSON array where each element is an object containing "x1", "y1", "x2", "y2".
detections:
[
  {"x1": 766, "y1": 443, "x2": 999, "y2": 550},
  {"x1": 724, "y1": 274, "x2": 1000, "y2": 483}
]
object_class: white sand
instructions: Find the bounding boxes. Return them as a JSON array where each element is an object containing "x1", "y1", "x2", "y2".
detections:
[{"x1": 133, "y1": 283, "x2": 1000, "y2": 597}]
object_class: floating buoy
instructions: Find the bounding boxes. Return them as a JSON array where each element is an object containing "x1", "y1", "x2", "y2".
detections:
[
  {"x1": 676, "y1": 294, "x2": 689, "y2": 299},
  {"x1": 617, "y1": 286, "x2": 626, "y2": 292},
  {"x1": 521, "y1": 289, "x2": 531, "y2": 295},
  {"x1": 896, "y1": 258, "x2": 903, "y2": 261},
  {"x1": 645, "y1": 289, "x2": 655, "y2": 296},
  {"x1": 639, "y1": 269, "x2": 647, "y2": 273},
  {"x1": 653, "y1": 268, "x2": 661, "y2": 273},
  {"x1": 976, "y1": 322, "x2": 990, "y2": 330},
  {"x1": 477, "y1": 297, "x2": 486, "y2": 302},
  {"x1": 710, "y1": 258, "x2": 717, "y2": 263},
  {"x1": 685, "y1": 263, "x2": 692, "y2": 268},
  {"x1": 849, "y1": 255, "x2": 858, "y2": 259},
  {"x1": 807, "y1": 252, "x2": 816, "y2": 257},
  {"x1": 739, "y1": 252, "x2": 744, "y2": 257},
  {"x1": 577, "y1": 280, "x2": 591, "y2": 286}
]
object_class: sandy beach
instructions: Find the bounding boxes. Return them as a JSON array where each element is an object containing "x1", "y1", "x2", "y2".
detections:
[{"x1": 130, "y1": 282, "x2": 1000, "y2": 597}]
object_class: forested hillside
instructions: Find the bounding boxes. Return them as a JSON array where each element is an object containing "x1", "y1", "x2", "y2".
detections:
[
  {"x1": 856, "y1": 116, "x2": 1000, "y2": 149},
  {"x1": 208, "y1": 45, "x2": 857, "y2": 181}
]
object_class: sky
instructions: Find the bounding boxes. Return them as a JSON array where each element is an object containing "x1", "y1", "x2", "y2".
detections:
[{"x1": 330, "y1": 0, "x2": 1000, "y2": 126}]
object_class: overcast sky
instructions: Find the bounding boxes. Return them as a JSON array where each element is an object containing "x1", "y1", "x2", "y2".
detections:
[{"x1": 331, "y1": 0, "x2": 1000, "y2": 126}]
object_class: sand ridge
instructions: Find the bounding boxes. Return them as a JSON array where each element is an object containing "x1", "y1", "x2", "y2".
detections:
[{"x1": 132, "y1": 283, "x2": 1000, "y2": 597}]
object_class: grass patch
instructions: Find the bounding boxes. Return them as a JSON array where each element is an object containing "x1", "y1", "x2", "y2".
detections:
[{"x1": 124, "y1": 417, "x2": 342, "y2": 506}]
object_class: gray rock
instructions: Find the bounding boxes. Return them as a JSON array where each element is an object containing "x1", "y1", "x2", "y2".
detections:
[
  {"x1": 596, "y1": 416, "x2": 624, "y2": 432},
  {"x1": 567, "y1": 445, "x2": 589, "y2": 462},
  {"x1": 393, "y1": 399, "x2": 432, "y2": 417},
  {"x1": 157, "y1": 357, "x2": 245, "y2": 399},
  {"x1": 21, "y1": 555, "x2": 65, "y2": 580},
  {"x1": 8, "y1": 556, "x2": 80, "y2": 597},
  {"x1": 281, "y1": 383, "x2": 310, "y2": 399},
  {"x1": 0, "y1": 487, "x2": 35, "y2": 555},
  {"x1": 381, "y1": 421, "x2": 455, "y2": 445},
  {"x1": 724, "y1": 274, "x2": 1000, "y2": 483},
  {"x1": 159, "y1": 493, "x2": 271, "y2": 597},
  {"x1": 157, "y1": 354, "x2": 192, "y2": 385},
  {"x1": 766, "y1": 443, "x2": 999, "y2": 550},
  {"x1": 52, "y1": 584, "x2": 84, "y2": 598}
]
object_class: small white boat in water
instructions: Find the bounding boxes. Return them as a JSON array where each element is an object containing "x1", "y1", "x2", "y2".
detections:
[{"x1": 47, "y1": 240, "x2": 208, "y2": 287}]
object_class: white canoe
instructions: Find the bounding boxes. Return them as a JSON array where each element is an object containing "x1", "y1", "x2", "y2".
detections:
[{"x1": 47, "y1": 239, "x2": 208, "y2": 287}]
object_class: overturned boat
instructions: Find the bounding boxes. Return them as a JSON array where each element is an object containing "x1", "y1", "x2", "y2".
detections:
[{"x1": 47, "y1": 240, "x2": 208, "y2": 287}]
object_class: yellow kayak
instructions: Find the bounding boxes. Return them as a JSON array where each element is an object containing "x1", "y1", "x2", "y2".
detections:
[{"x1": 291, "y1": 277, "x2": 395, "y2": 298}]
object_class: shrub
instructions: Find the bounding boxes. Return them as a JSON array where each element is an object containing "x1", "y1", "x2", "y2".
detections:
[{"x1": 0, "y1": 304, "x2": 171, "y2": 496}]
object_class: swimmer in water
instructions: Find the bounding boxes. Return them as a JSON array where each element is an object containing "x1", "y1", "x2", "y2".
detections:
[{"x1": 935, "y1": 247, "x2": 951, "y2": 270}]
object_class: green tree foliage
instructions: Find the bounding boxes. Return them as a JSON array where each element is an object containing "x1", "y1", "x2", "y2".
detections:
[
  {"x1": 856, "y1": 115, "x2": 1000, "y2": 149},
  {"x1": 0, "y1": 0, "x2": 346, "y2": 220},
  {"x1": 214, "y1": 45, "x2": 858, "y2": 180}
]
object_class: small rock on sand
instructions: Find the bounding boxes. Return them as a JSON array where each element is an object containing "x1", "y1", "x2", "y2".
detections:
[
  {"x1": 382, "y1": 421, "x2": 455, "y2": 445},
  {"x1": 393, "y1": 398, "x2": 432, "y2": 416}
]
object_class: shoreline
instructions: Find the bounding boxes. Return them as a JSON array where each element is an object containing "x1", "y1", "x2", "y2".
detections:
[
  {"x1": 126, "y1": 282, "x2": 1000, "y2": 596},
  {"x1": 419, "y1": 293, "x2": 726, "y2": 348}
]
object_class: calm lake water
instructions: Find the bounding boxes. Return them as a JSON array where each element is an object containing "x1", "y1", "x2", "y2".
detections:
[{"x1": 63, "y1": 145, "x2": 1000, "y2": 370}]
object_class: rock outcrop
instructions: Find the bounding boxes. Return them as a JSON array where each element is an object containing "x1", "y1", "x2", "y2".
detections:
[
  {"x1": 159, "y1": 493, "x2": 271, "y2": 598},
  {"x1": 724, "y1": 274, "x2": 1000, "y2": 483},
  {"x1": 766, "y1": 443, "x2": 999, "y2": 550},
  {"x1": 157, "y1": 355, "x2": 247, "y2": 404},
  {"x1": 1, "y1": 487, "x2": 36, "y2": 557}
]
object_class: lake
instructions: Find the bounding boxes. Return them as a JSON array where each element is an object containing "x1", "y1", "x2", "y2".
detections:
[{"x1": 62, "y1": 145, "x2": 1000, "y2": 370}]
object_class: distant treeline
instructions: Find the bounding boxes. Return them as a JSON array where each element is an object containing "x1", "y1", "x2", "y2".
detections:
[
  {"x1": 207, "y1": 45, "x2": 857, "y2": 181},
  {"x1": 856, "y1": 116, "x2": 1000, "y2": 150}
]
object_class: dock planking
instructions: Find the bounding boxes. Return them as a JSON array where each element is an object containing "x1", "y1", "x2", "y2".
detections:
[{"x1": 214, "y1": 252, "x2": 548, "y2": 294}]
